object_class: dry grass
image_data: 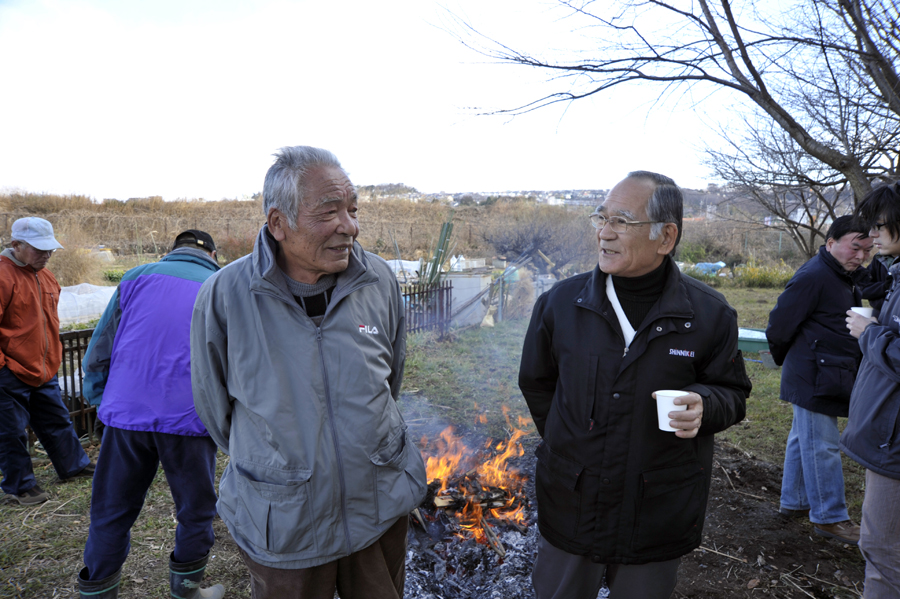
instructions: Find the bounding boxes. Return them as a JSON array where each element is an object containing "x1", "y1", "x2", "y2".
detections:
[
  {"x1": 0, "y1": 195, "x2": 549, "y2": 268},
  {"x1": 46, "y1": 252, "x2": 102, "y2": 287},
  {"x1": 0, "y1": 446, "x2": 251, "y2": 599},
  {"x1": 46, "y1": 225, "x2": 107, "y2": 286}
]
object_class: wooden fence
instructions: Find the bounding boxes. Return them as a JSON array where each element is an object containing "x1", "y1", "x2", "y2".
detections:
[
  {"x1": 59, "y1": 329, "x2": 98, "y2": 440},
  {"x1": 401, "y1": 280, "x2": 453, "y2": 336}
]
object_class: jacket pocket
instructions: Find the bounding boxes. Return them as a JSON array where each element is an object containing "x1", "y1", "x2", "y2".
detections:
[
  {"x1": 812, "y1": 351, "x2": 857, "y2": 401},
  {"x1": 370, "y1": 428, "x2": 428, "y2": 524},
  {"x1": 631, "y1": 461, "x2": 705, "y2": 553},
  {"x1": 229, "y1": 460, "x2": 317, "y2": 555},
  {"x1": 534, "y1": 442, "x2": 585, "y2": 540}
]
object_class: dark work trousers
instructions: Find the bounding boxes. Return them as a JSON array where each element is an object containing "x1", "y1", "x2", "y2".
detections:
[
  {"x1": 238, "y1": 516, "x2": 409, "y2": 599},
  {"x1": 532, "y1": 536, "x2": 680, "y2": 599},
  {"x1": 83, "y1": 426, "x2": 218, "y2": 580},
  {"x1": 0, "y1": 367, "x2": 90, "y2": 495}
]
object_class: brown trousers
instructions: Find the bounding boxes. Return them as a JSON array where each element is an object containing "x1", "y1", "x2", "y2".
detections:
[{"x1": 239, "y1": 517, "x2": 408, "y2": 599}]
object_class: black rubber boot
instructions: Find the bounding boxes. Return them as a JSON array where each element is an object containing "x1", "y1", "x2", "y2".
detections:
[
  {"x1": 78, "y1": 566, "x2": 121, "y2": 599},
  {"x1": 169, "y1": 551, "x2": 225, "y2": 599}
]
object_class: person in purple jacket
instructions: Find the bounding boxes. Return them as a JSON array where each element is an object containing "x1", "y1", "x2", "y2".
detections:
[{"x1": 76, "y1": 231, "x2": 224, "y2": 599}]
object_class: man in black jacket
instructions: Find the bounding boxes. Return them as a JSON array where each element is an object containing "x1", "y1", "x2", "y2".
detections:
[
  {"x1": 766, "y1": 215, "x2": 872, "y2": 545},
  {"x1": 519, "y1": 172, "x2": 751, "y2": 599}
]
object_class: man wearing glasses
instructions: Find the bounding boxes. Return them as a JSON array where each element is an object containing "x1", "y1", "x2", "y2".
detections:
[
  {"x1": 1, "y1": 217, "x2": 93, "y2": 506},
  {"x1": 519, "y1": 172, "x2": 751, "y2": 599},
  {"x1": 844, "y1": 181, "x2": 900, "y2": 598}
]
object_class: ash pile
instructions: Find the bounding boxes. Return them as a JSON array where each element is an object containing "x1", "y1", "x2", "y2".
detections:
[{"x1": 405, "y1": 513, "x2": 540, "y2": 599}]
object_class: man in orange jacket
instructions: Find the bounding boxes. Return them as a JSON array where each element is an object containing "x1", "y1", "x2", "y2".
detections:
[{"x1": 1, "y1": 217, "x2": 93, "y2": 505}]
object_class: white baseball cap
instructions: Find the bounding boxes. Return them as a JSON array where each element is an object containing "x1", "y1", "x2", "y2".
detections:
[{"x1": 11, "y1": 217, "x2": 64, "y2": 251}]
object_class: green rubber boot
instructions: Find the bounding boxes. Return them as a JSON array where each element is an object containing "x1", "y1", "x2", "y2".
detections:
[
  {"x1": 77, "y1": 566, "x2": 121, "y2": 599},
  {"x1": 169, "y1": 551, "x2": 225, "y2": 599}
]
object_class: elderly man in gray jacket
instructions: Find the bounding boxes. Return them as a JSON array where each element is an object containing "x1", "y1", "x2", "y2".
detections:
[{"x1": 190, "y1": 146, "x2": 427, "y2": 599}]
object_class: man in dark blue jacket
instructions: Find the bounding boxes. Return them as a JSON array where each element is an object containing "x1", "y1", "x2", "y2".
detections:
[
  {"x1": 844, "y1": 181, "x2": 900, "y2": 598},
  {"x1": 766, "y1": 215, "x2": 872, "y2": 544}
]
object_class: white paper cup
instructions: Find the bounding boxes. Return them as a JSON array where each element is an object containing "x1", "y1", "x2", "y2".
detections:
[
  {"x1": 654, "y1": 390, "x2": 689, "y2": 432},
  {"x1": 851, "y1": 307, "x2": 873, "y2": 318}
]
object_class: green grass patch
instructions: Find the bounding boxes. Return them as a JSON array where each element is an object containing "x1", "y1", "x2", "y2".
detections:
[
  {"x1": 401, "y1": 320, "x2": 534, "y2": 441},
  {"x1": 721, "y1": 287, "x2": 781, "y2": 329}
]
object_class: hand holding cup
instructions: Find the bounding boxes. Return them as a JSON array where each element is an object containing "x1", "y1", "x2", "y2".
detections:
[
  {"x1": 846, "y1": 308, "x2": 877, "y2": 339},
  {"x1": 653, "y1": 390, "x2": 703, "y2": 438}
]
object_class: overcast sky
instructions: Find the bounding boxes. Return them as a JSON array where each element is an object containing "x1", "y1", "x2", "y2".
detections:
[{"x1": 0, "y1": 0, "x2": 730, "y2": 201}]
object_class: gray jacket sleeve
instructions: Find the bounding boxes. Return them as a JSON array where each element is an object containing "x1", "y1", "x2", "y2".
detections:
[{"x1": 190, "y1": 280, "x2": 233, "y2": 453}]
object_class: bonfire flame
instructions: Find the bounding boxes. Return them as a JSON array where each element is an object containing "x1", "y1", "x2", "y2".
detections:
[{"x1": 420, "y1": 407, "x2": 531, "y2": 546}]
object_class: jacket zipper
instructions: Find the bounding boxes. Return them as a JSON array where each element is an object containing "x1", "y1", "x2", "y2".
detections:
[
  {"x1": 36, "y1": 270, "x2": 50, "y2": 382},
  {"x1": 316, "y1": 325, "x2": 353, "y2": 555},
  {"x1": 252, "y1": 260, "x2": 381, "y2": 554}
]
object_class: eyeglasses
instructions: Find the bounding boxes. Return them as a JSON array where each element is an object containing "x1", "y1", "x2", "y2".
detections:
[
  {"x1": 589, "y1": 213, "x2": 661, "y2": 233},
  {"x1": 21, "y1": 242, "x2": 55, "y2": 256}
]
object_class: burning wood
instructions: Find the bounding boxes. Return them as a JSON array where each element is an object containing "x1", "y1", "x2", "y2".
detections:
[
  {"x1": 414, "y1": 420, "x2": 531, "y2": 556},
  {"x1": 479, "y1": 516, "x2": 505, "y2": 558}
]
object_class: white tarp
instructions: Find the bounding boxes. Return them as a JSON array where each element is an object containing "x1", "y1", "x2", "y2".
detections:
[
  {"x1": 58, "y1": 283, "x2": 117, "y2": 326},
  {"x1": 385, "y1": 259, "x2": 421, "y2": 278},
  {"x1": 738, "y1": 328, "x2": 767, "y2": 340}
]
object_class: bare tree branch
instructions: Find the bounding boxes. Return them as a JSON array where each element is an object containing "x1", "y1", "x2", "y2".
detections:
[{"x1": 449, "y1": 0, "x2": 900, "y2": 201}]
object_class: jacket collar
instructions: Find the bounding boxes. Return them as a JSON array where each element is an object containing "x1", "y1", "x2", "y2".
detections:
[
  {"x1": 249, "y1": 224, "x2": 373, "y2": 300},
  {"x1": 817, "y1": 244, "x2": 856, "y2": 280},
  {"x1": 163, "y1": 247, "x2": 221, "y2": 271},
  {"x1": 1, "y1": 247, "x2": 26, "y2": 268},
  {"x1": 580, "y1": 255, "x2": 694, "y2": 320}
]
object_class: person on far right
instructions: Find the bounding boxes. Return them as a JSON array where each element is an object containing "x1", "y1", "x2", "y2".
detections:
[{"x1": 843, "y1": 180, "x2": 900, "y2": 599}]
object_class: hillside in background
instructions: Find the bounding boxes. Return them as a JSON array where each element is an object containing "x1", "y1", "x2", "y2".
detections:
[{"x1": 1, "y1": 188, "x2": 795, "y2": 287}]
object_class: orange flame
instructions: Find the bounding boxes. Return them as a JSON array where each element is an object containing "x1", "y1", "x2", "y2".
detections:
[
  {"x1": 424, "y1": 427, "x2": 472, "y2": 492},
  {"x1": 422, "y1": 412, "x2": 533, "y2": 539}
]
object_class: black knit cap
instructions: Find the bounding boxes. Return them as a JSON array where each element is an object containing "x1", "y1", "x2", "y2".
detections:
[{"x1": 172, "y1": 229, "x2": 216, "y2": 253}]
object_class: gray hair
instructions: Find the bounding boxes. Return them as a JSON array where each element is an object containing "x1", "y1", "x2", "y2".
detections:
[
  {"x1": 626, "y1": 170, "x2": 683, "y2": 250},
  {"x1": 262, "y1": 146, "x2": 346, "y2": 229}
]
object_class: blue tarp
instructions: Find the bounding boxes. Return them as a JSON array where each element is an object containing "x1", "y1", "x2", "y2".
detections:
[{"x1": 692, "y1": 261, "x2": 726, "y2": 275}]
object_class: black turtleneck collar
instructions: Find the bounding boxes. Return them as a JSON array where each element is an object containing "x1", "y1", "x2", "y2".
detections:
[
  {"x1": 612, "y1": 258, "x2": 669, "y2": 297},
  {"x1": 611, "y1": 258, "x2": 669, "y2": 329}
]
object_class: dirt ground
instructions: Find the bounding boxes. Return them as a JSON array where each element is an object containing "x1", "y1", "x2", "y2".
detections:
[{"x1": 675, "y1": 441, "x2": 866, "y2": 598}]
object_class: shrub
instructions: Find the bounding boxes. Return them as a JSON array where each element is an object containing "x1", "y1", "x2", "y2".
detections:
[
  {"x1": 681, "y1": 266, "x2": 722, "y2": 287},
  {"x1": 47, "y1": 250, "x2": 102, "y2": 286},
  {"x1": 733, "y1": 261, "x2": 794, "y2": 288},
  {"x1": 44, "y1": 223, "x2": 108, "y2": 286},
  {"x1": 481, "y1": 203, "x2": 597, "y2": 275},
  {"x1": 675, "y1": 230, "x2": 734, "y2": 264},
  {"x1": 677, "y1": 241, "x2": 709, "y2": 264},
  {"x1": 103, "y1": 269, "x2": 125, "y2": 283}
]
